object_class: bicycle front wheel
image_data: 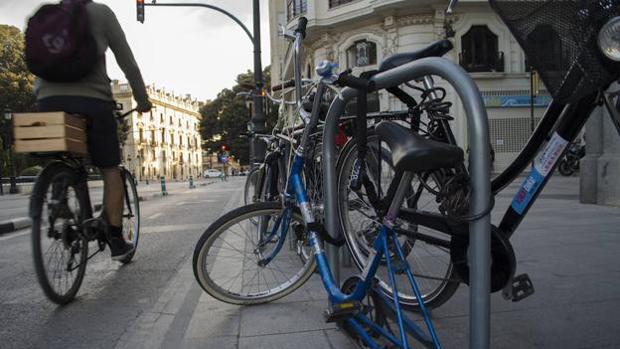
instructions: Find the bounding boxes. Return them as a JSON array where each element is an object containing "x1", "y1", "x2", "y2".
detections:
[
  {"x1": 119, "y1": 168, "x2": 140, "y2": 264},
  {"x1": 31, "y1": 162, "x2": 89, "y2": 305},
  {"x1": 193, "y1": 202, "x2": 315, "y2": 305}
]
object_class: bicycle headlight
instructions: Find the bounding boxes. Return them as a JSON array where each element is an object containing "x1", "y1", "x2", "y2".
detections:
[{"x1": 598, "y1": 16, "x2": 620, "y2": 62}]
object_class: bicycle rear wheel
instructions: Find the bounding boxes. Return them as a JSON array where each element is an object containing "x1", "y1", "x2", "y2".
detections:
[
  {"x1": 193, "y1": 202, "x2": 315, "y2": 304},
  {"x1": 31, "y1": 162, "x2": 89, "y2": 305},
  {"x1": 118, "y1": 168, "x2": 140, "y2": 264},
  {"x1": 337, "y1": 134, "x2": 459, "y2": 309}
]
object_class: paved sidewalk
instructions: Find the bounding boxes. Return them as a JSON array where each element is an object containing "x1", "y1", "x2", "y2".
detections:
[{"x1": 113, "y1": 175, "x2": 620, "y2": 348}]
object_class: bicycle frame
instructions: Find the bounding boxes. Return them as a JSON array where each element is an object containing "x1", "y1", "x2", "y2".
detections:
[{"x1": 253, "y1": 79, "x2": 441, "y2": 348}]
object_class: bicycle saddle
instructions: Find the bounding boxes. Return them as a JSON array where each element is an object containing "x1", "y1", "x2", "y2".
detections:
[
  {"x1": 375, "y1": 121, "x2": 463, "y2": 173},
  {"x1": 378, "y1": 39, "x2": 453, "y2": 72}
]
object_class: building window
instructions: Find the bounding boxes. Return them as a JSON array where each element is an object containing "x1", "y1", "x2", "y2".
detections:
[
  {"x1": 346, "y1": 40, "x2": 377, "y2": 68},
  {"x1": 287, "y1": 0, "x2": 306, "y2": 21},
  {"x1": 160, "y1": 113, "x2": 164, "y2": 123},
  {"x1": 524, "y1": 24, "x2": 562, "y2": 72},
  {"x1": 459, "y1": 25, "x2": 504, "y2": 73},
  {"x1": 329, "y1": 0, "x2": 354, "y2": 8}
]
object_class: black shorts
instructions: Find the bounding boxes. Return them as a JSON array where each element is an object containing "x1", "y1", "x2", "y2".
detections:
[{"x1": 37, "y1": 96, "x2": 121, "y2": 168}]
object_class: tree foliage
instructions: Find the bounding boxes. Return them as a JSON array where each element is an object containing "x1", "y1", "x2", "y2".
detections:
[
  {"x1": 0, "y1": 25, "x2": 36, "y2": 113},
  {"x1": 200, "y1": 66, "x2": 278, "y2": 166},
  {"x1": 0, "y1": 25, "x2": 37, "y2": 177}
]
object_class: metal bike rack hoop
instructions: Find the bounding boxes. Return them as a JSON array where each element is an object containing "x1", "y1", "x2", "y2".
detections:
[{"x1": 321, "y1": 57, "x2": 492, "y2": 349}]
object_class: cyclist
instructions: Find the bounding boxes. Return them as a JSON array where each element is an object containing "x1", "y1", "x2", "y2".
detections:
[{"x1": 33, "y1": 1, "x2": 152, "y2": 261}]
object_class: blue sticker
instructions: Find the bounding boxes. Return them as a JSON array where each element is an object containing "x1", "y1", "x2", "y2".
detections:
[{"x1": 511, "y1": 167, "x2": 544, "y2": 215}]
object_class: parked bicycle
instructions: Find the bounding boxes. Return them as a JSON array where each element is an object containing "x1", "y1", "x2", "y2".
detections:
[
  {"x1": 30, "y1": 108, "x2": 140, "y2": 305},
  {"x1": 193, "y1": 16, "x2": 454, "y2": 348},
  {"x1": 558, "y1": 141, "x2": 585, "y2": 176}
]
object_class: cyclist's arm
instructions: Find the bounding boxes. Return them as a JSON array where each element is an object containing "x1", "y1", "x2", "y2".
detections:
[{"x1": 102, "y1": 5, "x2": 150, "y2": 107}]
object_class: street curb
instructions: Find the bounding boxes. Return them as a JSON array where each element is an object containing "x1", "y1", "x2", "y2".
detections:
[
  {"x1": 0, "y1": 180, "x2": 223, "y2": 235},
  {"x1": 0, "y1": 217, "x2": 32, "y2": 236}
]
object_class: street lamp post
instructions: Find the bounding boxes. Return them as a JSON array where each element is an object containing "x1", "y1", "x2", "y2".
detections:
[{"x1": 141, "y1": 1, "x2": 266, "y2": 165}]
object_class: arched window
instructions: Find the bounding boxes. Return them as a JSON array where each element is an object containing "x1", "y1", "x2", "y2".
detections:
[
  {"x1": 460, "y1": 25, "x2": 504, "y2": 72},
  {"x1": 346, "y1": 40, "x2": 377, "y2": 68}
]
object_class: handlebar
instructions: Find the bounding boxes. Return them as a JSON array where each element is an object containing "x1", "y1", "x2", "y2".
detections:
[
  {"x1": 272, "y1": 79, "x2": 297, "y2": 92},
  {"x1": 116, "y1": 108, "x2": 137, "y2": 121},
  {"x1": 335, "y1": 70, "x2": 375, "y2": 91}
]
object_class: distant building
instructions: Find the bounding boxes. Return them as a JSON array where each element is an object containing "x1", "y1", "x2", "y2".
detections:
[
  {"x1": 112, "y1": 81, "x2": 203, "y2": 181},
  {"x1": 268, "y1": 0, "x2": 551, "y2": 172}
]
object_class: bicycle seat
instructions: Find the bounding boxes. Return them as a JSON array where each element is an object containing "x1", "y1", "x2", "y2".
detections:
[
  {"x1": 378, "y1": 39, "x2": 453, "y2": 72},
  {"x1": 375, "y1": 121, "x2": 463, "y2": 173}
]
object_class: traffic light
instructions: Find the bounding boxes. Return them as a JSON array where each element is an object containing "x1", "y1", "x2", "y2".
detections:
[
  {"x1": 221, "y1": 145, "x2": 227, "y2": 152},
  {"x1": 137, "y1": 0, "x2": 145, "y2": 23}
]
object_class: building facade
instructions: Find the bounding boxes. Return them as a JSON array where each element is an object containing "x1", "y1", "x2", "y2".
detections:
[
  {"x1": 112, "y1": 81, "x2": 203, "y2": 181},
  {"x1": 269, "y1": 0, "x2": 551, "y2": 172}
]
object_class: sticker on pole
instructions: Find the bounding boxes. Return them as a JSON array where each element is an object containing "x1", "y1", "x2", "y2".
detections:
[{"x1": 511, "y1": 132, "x2": 568, "y2": 215}]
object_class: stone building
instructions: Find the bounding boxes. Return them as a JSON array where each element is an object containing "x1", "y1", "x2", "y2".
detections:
[
  {"x1": 112, "y1": 81, "x2": 203, "y2": 181},
  {"x1": 268, "y1": 0, "x2": 551, "y2": 172}
]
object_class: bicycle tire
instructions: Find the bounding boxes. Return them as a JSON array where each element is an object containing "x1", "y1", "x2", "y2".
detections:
[
  {"x1": 31, "y1": 162, "x2": 89, "y2": 305},
  {"x1": 558, "y1": 160, "x2": 575, "y2": 176},
  {"x1": 118, "y1": 168, "x2": 140, "y2": 264},
  {"x1": 336, "y1": 133, "x2": 460, "y2": 309},
  {"x1": 244, "y1": 167, "x2": 262, "y2": 205},
  {"x1": 193, "y1": 202, "x2": 316, "y2": 305}
]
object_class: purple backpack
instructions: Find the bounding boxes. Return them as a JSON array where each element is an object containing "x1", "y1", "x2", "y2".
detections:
[{"x1": 25, "y1": 0, "x2": 98, "y2": 82}]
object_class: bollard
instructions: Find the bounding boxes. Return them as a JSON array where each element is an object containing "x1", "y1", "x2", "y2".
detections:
[
  {"x1": 160, "y1": 176, "x2": 168, "y2": 196},
  {"x1": 189, "y1": 175, "x2": 195, "y2": 189},
  {"x1": 9, "y1": 176, "x2": 18, "y2": 194}
]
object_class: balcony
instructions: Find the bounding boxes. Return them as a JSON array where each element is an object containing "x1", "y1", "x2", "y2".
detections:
[{"x1": 459, "y1": 51, "x2": 505, "y2": 73}]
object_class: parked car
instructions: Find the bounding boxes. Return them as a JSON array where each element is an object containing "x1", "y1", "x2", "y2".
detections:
[{"x1": 204, "y1": 169, "x2": 223, "y2": 178}]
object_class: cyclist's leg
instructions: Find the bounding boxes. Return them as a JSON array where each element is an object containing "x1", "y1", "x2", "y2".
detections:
[{"x1": 102, "y1": 167, "x2": 123, "y2": 226}]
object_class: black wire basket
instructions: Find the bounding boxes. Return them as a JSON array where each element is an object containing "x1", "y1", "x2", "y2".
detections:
[{"x1": 490, "y1": 0, "x2": 620, "y2": 103}]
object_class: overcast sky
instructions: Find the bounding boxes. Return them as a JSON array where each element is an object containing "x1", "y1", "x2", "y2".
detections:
[{"x1": 0, "y1": 0, "x2": 272, "y2": 101}]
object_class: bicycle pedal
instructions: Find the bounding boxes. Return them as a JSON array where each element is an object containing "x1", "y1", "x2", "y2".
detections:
[
  {"x1": 502, "y1": 273, "x2": 535, "y2": 302},
  {"x1": 323, "y1": 301, "x2": 362, "y2": 323}
]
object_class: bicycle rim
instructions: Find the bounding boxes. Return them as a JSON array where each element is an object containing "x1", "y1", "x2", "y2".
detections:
[
  {"x1": 31, "y1": 165, "x2": 89, "y2": 305},
  {"x1": 193, "y1": 202, "x2": 316, "y2": 304},
  {"x1": 119, "y1": 169, "x2": 140, "y2": 264}
]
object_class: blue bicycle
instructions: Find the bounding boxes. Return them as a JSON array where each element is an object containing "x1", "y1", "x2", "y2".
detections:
[{"x1": 191, "y1": 15, "x2": 474, "y2": 346}]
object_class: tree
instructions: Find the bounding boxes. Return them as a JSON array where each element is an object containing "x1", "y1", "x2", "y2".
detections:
[
  {"x1": 0, "y1": 25, "x2": 37, "y2": 178},
  {"x1": 200, "y1": 66, "x2": 278, "y2": 166},
  {"x1": 0, "y1": 25, "x2": 36, "y2": 112}
]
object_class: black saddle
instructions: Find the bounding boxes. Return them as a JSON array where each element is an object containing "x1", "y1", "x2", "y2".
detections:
[
  {"x1": 378, "y1": 39, "x2": 453, "y2": 72},
  {"x1": 375, "y1": 121, "x2": 463, "y2": 173}
]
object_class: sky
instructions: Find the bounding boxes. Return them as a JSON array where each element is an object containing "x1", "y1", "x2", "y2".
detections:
[{"x1": 0, "y1": 0, "x2": 272, "y2": 102}]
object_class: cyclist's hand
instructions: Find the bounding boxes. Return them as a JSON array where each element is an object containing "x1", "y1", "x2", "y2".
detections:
[{"x1": 137, "y1": 100, "x2": 153, "y2": 113}]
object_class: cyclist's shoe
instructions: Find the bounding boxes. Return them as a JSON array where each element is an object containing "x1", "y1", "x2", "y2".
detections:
[
  {"x1": 107, "y1": 225, "x2": 135, "y2": 261},
  {"x1": 108, "y1": 236, "x2": 135, "y2": 261}
]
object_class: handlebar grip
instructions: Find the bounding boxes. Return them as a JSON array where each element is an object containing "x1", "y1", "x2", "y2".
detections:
[
  {"x1": 337, "y1": 74, "x2": 375, "y2": 92},
  {"x1": 272, "y1": 79, "x2": 296, "y2": 92},
  {"x1": 295, "y1": 17, "x2": 308, "y2": 39}
]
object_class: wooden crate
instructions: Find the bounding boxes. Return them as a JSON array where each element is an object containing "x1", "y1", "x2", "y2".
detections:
[{"x1": 13, "y1": 112, "x2": 88, "y2": 154}]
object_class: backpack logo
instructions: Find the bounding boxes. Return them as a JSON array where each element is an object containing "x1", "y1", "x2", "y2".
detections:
[{"x1": 42, "y1": 30, "x2": 69, "y2": 54}]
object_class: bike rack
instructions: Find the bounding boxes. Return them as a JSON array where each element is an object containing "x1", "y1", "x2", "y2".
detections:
[{"x1": 321, "y1": 57, "x2": 492, "y2": 348}]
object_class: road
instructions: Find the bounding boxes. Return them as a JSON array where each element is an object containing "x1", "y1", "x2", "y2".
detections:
[{"x1": 0, "y1": 178, "x2": 247, "y2": 349}]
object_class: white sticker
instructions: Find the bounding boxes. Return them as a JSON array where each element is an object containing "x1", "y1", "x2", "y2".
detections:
[
  {"x1": 496, "y1": 139, "x2": 505, "y2": 146},
  {"x1": 534, "y1": 132, "x2": 569, "y2": 176}
]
